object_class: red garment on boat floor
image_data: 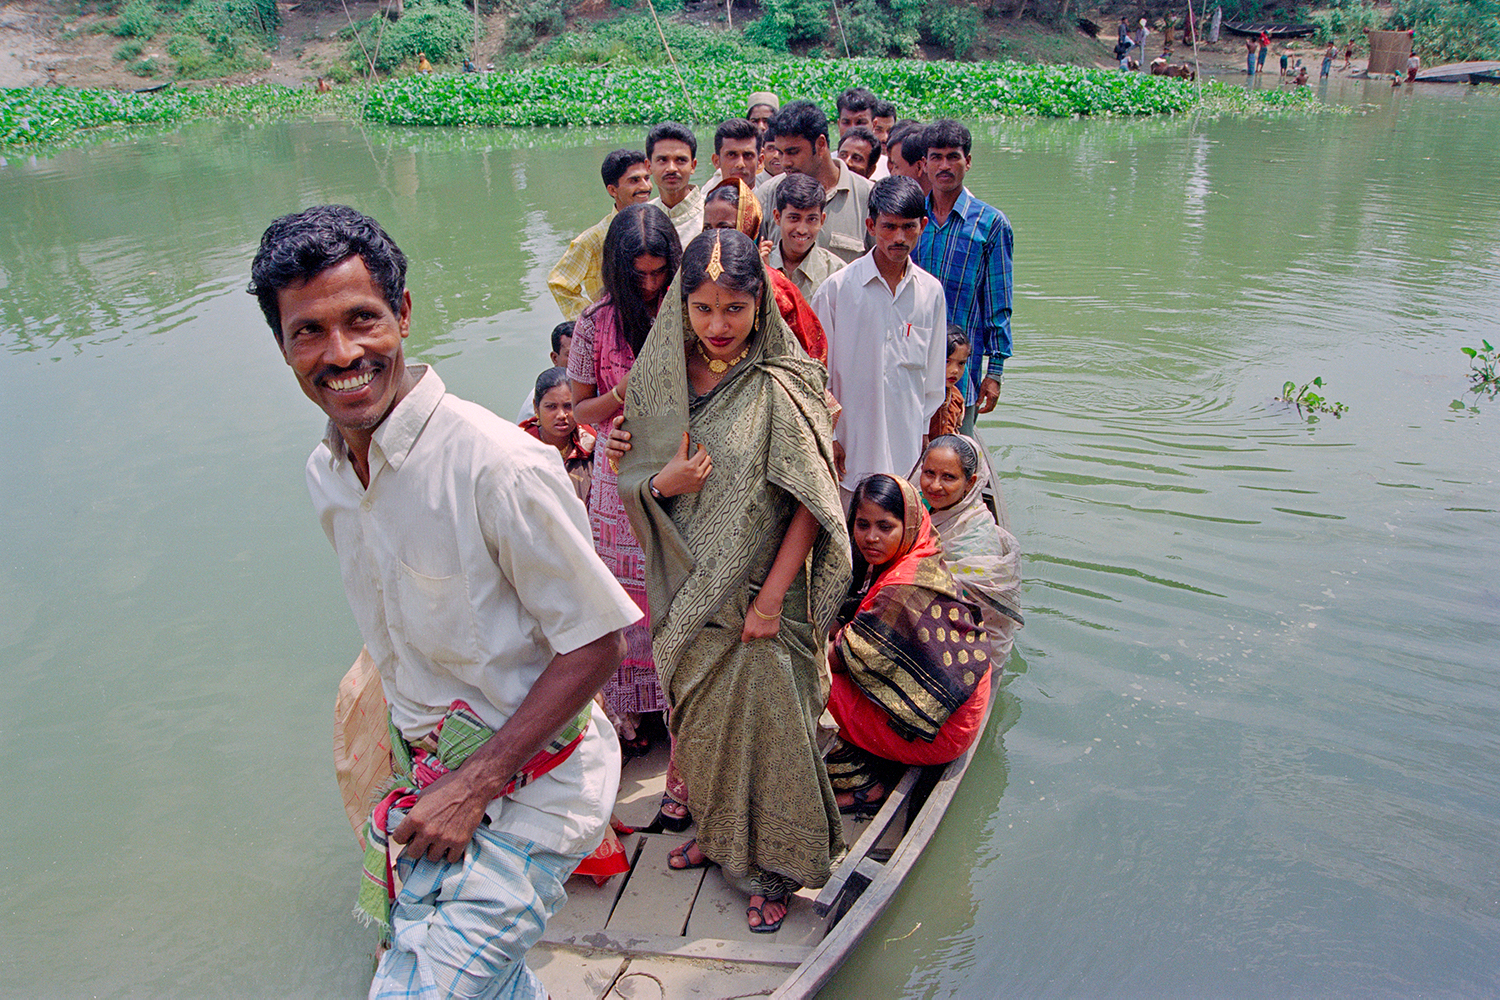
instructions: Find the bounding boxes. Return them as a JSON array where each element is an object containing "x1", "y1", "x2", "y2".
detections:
[{"x1": 828, "y1": 666, "x2": 991, "y2": 767}]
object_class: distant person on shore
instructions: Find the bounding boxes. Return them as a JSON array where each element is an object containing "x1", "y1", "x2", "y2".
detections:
[
  {"x1": 1118, "y1": 15, "x2": 1131, "y2": 48},
  {"x1": 1134, "y1": 18, "x2": 1151, "y2": 71},
  {"x1": 1321, "y1": 42, "x2": 1335, "y2": 78},
  {"x1": 1116, "y1": 36, "x2": 1134, "y2": 71},
  {"x1": 757, "y1": 100, "x2": 873, "y2": 265},
  {"x1": 768, "y1": 173, "x2": 843, "y2": 301},
  {"x1": 747, "y1": 92, "x2": 779, "y2": 135},
  {"x1": 837, "y1": 127, "x2": 882, "y2": 181},
  {"x1": 836, "y1": 87, "x2": 877, "y2": 137},
  {"x1": 1257, "y1": 30, "x2": 1270, "y2": 74},
  {"x1": 647, "y1": 122, "x2": 704, "y2": 248},
  {"x1": 706, "y1": 117, "x2": 761, "y2": 190},
  {"x1": 1406, "y1": 51, "x2": 1420, "y2": 82},
  {"x1": 811, "y1": 176, "x2": 947, "y2": 506},
  {"x1": 1343, "y1": 39, "x2": 1355, "y2": 70},
  {"x1": 250, "y1": 204, "x2": 637, "y2": 1000},
  {"x1": 549, "y1": 148, "x2": 652, "y2": 319},
  {"x1": 1292, "y1": 61, "x2": 1309, "y2": 86},
  {"x1": 915, "y1": 119, "x2": 1012, "y2": 434},
  {"x1": 1279, "y1": 48, "x2": 1289, "y2": 79},
  {"x1": 1245, "y1": 36, "x2": 1257, "y2": 76},
  {"x1": 516, "y1": 321, "x2": 575, "y2": 422}
]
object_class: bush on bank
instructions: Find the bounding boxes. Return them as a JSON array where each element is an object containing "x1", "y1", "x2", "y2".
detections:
[{"x1": 359, "y1": 58, "x2": 1315, "y2": 128}]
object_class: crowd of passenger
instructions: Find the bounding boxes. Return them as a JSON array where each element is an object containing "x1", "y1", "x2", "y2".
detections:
[
  {"x1": 527, "y1": 86, "x2": 1026, "y2": 934},
  {"x1": 252, "y1": 83, "x2": 1027, "y2": 999}
]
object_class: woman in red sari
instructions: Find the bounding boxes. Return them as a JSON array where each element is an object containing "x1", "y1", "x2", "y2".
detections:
[{"x1": 826, "y1": 474, "x2": 994, "y2": 816}]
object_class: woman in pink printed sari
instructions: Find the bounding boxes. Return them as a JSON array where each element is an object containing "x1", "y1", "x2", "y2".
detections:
[{"x1": 569, "y1": 203, "x2": 683, "y2": 767}]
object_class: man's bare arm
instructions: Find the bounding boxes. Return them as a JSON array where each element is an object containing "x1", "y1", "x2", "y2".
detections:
[{"x1": 393, "y1": 629, "x2": 627, "y2": 862}]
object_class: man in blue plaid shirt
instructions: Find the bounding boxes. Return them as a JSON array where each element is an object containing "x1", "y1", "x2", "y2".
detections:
[{"x1": 913, "y1": 119, "x2": 1014, "y2": 434}]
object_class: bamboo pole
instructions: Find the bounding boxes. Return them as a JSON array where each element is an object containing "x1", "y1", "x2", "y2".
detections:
[{"x1": 644, "y1": 0, "x2": 696, "y2": 120}]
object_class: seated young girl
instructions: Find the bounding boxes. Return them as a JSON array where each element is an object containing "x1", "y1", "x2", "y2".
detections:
[
  {"x1": 914, "y1": 434, "x2": 1024, "y2": 667},
  {"x1": 826, "y1": 473, "x2": 993, "y2": 816},
  {"x1": 519, "y1": 366, "x2": 596, "y2": 505}
]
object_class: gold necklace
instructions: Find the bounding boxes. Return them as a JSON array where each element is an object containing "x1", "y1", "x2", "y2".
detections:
[{"x1": 697, "y1": 340, "x2": 750, "y2": 375}]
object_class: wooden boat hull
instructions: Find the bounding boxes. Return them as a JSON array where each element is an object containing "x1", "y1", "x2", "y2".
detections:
[{"x1": 1222, "y1": 21, "x2": 1316, "y2": 39}]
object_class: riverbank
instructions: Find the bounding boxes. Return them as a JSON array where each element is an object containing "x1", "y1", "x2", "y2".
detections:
[{"x1": 2, "y1": 57, "x2": 1322, "y2": 150}]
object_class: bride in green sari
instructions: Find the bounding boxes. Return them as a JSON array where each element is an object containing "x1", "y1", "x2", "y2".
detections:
[{"x1": 618, "y1": 229, "x2": 851, "y2": 933}]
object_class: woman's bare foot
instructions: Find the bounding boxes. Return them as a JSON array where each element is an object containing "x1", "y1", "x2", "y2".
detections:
[{"x1": 747, "y1": 894, "x2": 788, "y2": 932}]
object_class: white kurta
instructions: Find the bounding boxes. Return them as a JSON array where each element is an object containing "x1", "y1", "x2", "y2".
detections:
[
  {"x1": 306, "y1": 365, "x2": 643, "y2": 860},
  {"x1": 810, "y1": 252, "x2": 948, "y2": 491}
]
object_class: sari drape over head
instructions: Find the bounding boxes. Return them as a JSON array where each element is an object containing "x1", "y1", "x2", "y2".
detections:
[
  {"x1": 837, "y1": 478, "x2": 990, "y2": 744},
  {"x1": 618, "y1": 253, "x2": 851, "y2": 893},
  {"x1": 707, "y1": 177, "x2": 828, "y2": 364},
  {"x1": 915, "y1": 436, "x2": 1024, "y2": 667}
]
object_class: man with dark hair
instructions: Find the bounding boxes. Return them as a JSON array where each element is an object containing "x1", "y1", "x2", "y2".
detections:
[
  {"x1": 755, "y1": 100, "x2": 872, "y2": 265},
  {"x1": 646, "y1": 121, "x2": 703, "y2": 246},
  {"x1": 549, "y1": 148, "x2": 652, "y2": 319},
  {"x1": 913, "y1": 119, "x2": 1013, "y2": 432},
  {"x1": 250, "y1": 204, "x2": 639, "y2": 1000},
  {"x1": 837, "y1": 126, "x2": 882, "y2": 180},
  {"x1": 835, "y1": 86, "x2": 877, "y2": 136},
  {"x1": 810, "y1": 176, "x2": 947, "y2": 504},
  {"x1": 887, "y1": 126, "x2": 930, "y2": 194},
  {"x1": 867, "y1": 100, "x2": 897, "y2": 179},
  {"x1": 706, "y1": 117, "x2": 762, "y2": 190},
  {"x1": 515, "y1": 320, "x2": 575, "y2": 422},
  {"x1": 768, "y1": 174, "x2": 843, "y2": 300}
]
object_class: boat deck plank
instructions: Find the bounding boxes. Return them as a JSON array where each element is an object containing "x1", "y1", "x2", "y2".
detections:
[
  {"x1": 606, "y1": 833, "x2": 706, "y2": 938},
  {"x1": 684, "y1": 866, "x2": 826, "y2": 946},
  {"x1": 540, "y1": 832, "x2": 638, "y2": 940},
  {"x1": 604, "y1": 954, "x2": 793, "y2": 998},
  {"x1": 529, "y1": 945, "x2": 626, "y2": 999}
]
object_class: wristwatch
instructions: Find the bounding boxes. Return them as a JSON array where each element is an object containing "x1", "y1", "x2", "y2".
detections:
[{"x1": 649, "y1": 476, "x2": 663, "y2": 499}]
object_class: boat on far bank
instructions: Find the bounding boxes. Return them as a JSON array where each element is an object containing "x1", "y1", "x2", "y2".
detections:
[{"x1": 1222, "y1": 20, "x2": 1316, "y2": 39}]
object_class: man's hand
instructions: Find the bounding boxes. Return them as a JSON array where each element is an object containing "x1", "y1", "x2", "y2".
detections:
[
  {"x1": 833, "y1": 440, "x2": 846, "y2": 480},
  {"x1": 977, "y1": 376, "x2": 1002, "y2": 414},
  {"x1": 605, "y1": 414, "x2": 631, "y2": 471},
  {"x1": 393, "y1": 768, "x2": 487, "y2": 864}
]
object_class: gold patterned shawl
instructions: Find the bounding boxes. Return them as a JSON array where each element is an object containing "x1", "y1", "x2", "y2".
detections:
[{"x1": 916, "y1": 435, "x2": 1024, "y2": 668}]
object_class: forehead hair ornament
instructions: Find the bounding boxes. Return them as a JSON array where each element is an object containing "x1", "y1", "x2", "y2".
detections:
[{"x1": 706, "y1": 232, "x2": 725, "y2": 281}]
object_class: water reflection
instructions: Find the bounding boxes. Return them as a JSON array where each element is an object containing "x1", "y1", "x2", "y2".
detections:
[{"x1": 2, "y1": 87, "x2": 1500, "y2": 998}]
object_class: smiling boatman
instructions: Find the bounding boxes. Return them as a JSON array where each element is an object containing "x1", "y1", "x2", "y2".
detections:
[{"x1": 249, "y1": 204, "x2": 641, "y2": 1000}]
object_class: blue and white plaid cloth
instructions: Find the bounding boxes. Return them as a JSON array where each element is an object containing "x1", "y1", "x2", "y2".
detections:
[{"x1": 369, "y1": 817, "x2": 577, "y2": 1000}]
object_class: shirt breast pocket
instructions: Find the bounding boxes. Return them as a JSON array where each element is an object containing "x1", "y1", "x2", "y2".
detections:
[
  {"x1": 826, "y1": 232, "x2": 866, "y2": 258},
  {"x1": 886, "y1": 323, "x2": 934, "y2": 372},
  {"x1": 391, "y1": 560, "x2": 481, "y2": 667}
]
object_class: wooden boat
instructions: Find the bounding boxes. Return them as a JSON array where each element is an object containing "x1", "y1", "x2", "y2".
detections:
[
  {"x1": 1415, "y1": 60, "x2": 1500, "y2": 83},
  {"x1": 340, "y1": 437, "x2": 1016, "y2": 998},
  {"x1": 1222, "y1": 20, "x2": 1316, "y2": 39},
  {"x1": 1470, "y1": 71, "x2": 1500, "y2": 85}
]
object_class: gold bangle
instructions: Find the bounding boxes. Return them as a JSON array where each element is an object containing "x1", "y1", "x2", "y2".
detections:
[
  {"x1": 610, "y1": 383, "x2": 624, "y2": 404},
  {"x1": 751, "y1": 601, "x2": 780, "y2": 621}
]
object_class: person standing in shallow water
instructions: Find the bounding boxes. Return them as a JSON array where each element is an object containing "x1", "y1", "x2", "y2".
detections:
[
  {"x1": 569, "y1": 203, "x2": 682, "y2": 759},
  {"x1": 249, "y1": 204, "x2": 639, "y2": 999}
]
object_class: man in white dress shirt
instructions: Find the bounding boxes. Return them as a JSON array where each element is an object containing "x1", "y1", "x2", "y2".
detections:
[
  {"x1": 810, "y1": 177, "x2": 948, "y2": 505},
  {"x1": 250, "y1": 205, "x2": 641, "y2": 1000}
]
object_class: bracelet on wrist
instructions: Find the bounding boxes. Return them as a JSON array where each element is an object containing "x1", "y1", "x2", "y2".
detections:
[
  {"x1": 610, "y1": 383, "x2": 624, "y2": 404},
  {"x1": 751, "y1": 601, "x2": 780, "y2": 621}
]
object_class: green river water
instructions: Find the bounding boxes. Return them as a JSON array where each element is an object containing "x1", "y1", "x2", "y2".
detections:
[{"x1": 2, "y1": 78, "x2": 1498, "y2": 997}]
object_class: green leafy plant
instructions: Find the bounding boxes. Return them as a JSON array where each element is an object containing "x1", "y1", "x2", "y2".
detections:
[
  {"x1": 1309, "y1": 1, "x2": 1383, "y2": 46},
  {"x1": 923, "y1": 4, "x2": 982, "y2": 60},
  {"x1": 1461, "y1": 339, "x2": 1498, "y2": 392},
  {"x1": 1388, "y1": 0, "x2": 1500, "y2": 64},
  {"x1": 346, "y1": 0, "x2": 476, "y2": 73},
  {"x1": 112, "y1": 0, "x2": 162, "y2": 38},
  {"x1": 1278, "y1": 376, "x2": 1348, "y2": 419},
  {"x1": 114, "y1": 38, "x2": 145, "y2": 61}
]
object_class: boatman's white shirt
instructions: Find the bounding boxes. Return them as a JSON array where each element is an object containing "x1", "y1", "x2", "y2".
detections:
[
  {"x1": 810, "y1": 252, "x2": 948, "y2": 491},
  {"x1": 305, "y1": 365, "x2": 642, "y2": 859}
]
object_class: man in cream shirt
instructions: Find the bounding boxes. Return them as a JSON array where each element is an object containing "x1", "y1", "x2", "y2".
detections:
[{"x1": 250, "y1": 204, "x2": 641, "y2": 1000}]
